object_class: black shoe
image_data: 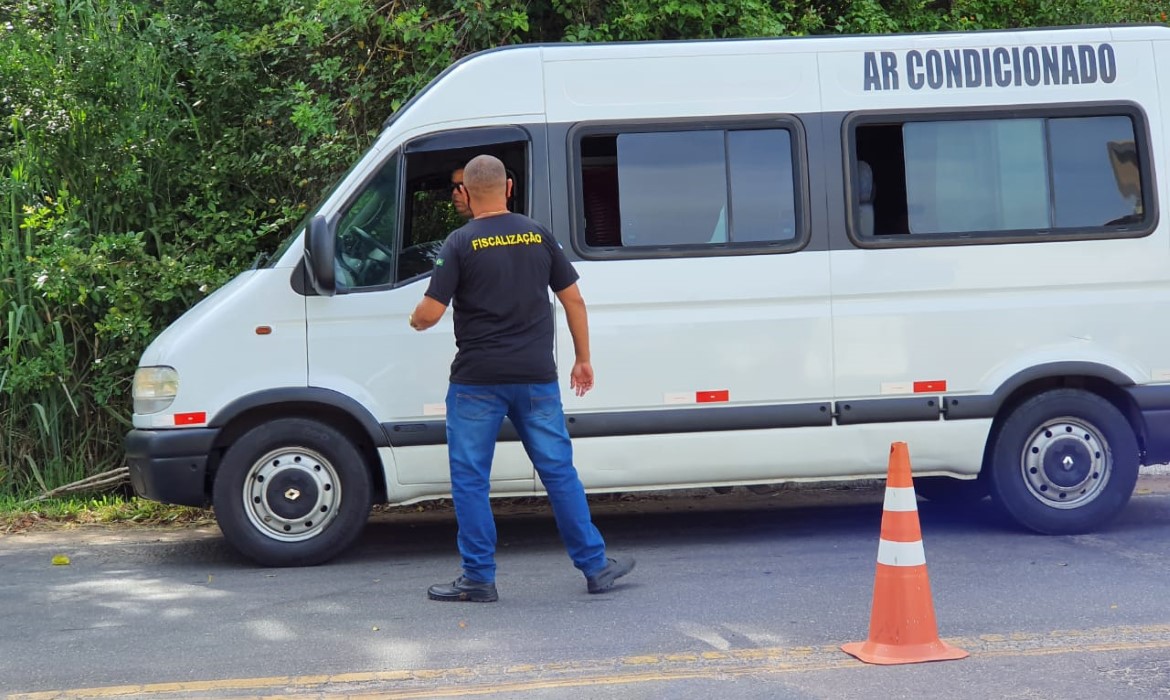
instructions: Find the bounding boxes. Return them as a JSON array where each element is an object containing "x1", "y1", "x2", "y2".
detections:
[
  {"x1": 427, "y1": 576, "x2": 499, "y2": 602},
  {"x1": 586, "y1": 555, "x2": 635, "y2": 594}
]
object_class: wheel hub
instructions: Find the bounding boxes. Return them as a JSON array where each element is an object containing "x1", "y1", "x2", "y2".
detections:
[
  {"x1": 1021, "y1": 418, "x2": 1109, "y2": 509},
  {"x1": 265, "y1": 470, "x2": 320, "y2": 520},
  {"x1": 1043, "y1": 439, "x2": 1092, "y2": 488},
  {"x1": 243, "y1": 447, "x2": 341, "y2": 542}
]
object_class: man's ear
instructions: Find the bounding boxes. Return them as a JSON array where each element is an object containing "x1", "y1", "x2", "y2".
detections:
[{"x1": 506, "y1": 178, "x2": 513, "y2": 198}]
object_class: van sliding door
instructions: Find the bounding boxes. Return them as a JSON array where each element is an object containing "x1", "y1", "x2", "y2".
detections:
[{"x1": 552, "y1": 119, "x2": 836, "y2": 489}]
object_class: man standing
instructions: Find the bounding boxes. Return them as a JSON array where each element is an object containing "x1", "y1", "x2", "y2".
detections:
[{"x1": 410, "y1": 155, "x2": 634, "y2": 602}]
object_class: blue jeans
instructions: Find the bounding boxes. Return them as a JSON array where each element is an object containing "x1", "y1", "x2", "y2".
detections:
[{"x1": 445, "y1": 381, "x2": 608, "y2": 583}]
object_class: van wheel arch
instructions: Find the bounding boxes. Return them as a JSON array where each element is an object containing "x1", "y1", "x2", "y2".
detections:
[{"x1": 985, "y1": 374, "x2": 1144, "y2": 458}]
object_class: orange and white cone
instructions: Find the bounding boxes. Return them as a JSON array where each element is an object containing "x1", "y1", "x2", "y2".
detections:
[{"x1": 841, "y1": 441, "x2": 968, "y2": 665}]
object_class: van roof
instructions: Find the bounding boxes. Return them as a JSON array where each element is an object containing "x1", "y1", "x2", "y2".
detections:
[
  {"x1": 384, "y1": 23, "x2": 1169, "y2": 129},
  {"x1": 481, "y1": 22, "x2": 1170, "y2": 55}
]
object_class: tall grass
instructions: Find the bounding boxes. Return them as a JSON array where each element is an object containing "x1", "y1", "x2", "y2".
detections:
[
  {"x1": 0, "y1": 0, "x2": 378, "y2": 500},
  {"x1": 0, "y1": 0, "x2": 178, "y2": 498},
  {"x1": 0, "y1": 166, "x2": 96, "y2": 496}
]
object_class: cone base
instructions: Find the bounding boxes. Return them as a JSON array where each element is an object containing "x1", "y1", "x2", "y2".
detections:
[{"x1": 841, "y1": 639, "x2": 969, "y2": 665}]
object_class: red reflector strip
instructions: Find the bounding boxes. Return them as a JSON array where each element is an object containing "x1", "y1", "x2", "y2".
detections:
[
  {"x1": 696, "y1": 390, "x2": 730, "y2": 403},
  {"x1": 913, "y1": 380, "x2": 947, "y2": 393},
  {"x1": 174, "y1": 412, "x2": 207, "y2": 426}
]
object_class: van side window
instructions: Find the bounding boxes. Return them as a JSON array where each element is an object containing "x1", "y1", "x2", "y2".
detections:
[
  {"x1": 398, "y1": 140, "x2": 528, "y2": 283},
  {"x1": 331, "y1": 139, "x2": 529, "y2": 291},
  {"x1": 334, "y1": 153, "x2": 400, "y2": 289},
  {"x1": 575, "y1": 124, "x2": 801, "y2": 256},
  {"x1": 852, "y1": 110, "x2": 1150, "y2": 240},
  {"x1": 1050, "y1": 117, "x2": 1144, "y2": 228}
]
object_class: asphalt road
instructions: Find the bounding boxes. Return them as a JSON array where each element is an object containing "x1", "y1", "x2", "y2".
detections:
[{"x1": 3, "y1": 475, "x2": 1170, "y2": 699}]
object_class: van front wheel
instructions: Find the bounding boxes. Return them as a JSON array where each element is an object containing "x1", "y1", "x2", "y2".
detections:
[
  {"x1": 212, "y1": 418, "x2": 372, "y2": 566},
  {"x1": 987, "y1": 389, "x2": 1138, "y2": 535}
]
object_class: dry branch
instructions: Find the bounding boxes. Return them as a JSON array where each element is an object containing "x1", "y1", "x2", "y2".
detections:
[{"x1": 19, "y1": 467, "x2": 130, "y2": 505}]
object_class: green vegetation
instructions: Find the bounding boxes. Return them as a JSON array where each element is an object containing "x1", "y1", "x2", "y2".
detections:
[
  {"x1": 0, "y1": 493, "x2": 213, "y2": 532},
  {"x1": 2, "y1": 0, "x2": 1166, "y2": 511}
]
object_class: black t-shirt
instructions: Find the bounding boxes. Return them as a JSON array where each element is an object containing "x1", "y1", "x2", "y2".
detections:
[{"x1": 424, "y1": 213, "x2": 579, "y2": 385}]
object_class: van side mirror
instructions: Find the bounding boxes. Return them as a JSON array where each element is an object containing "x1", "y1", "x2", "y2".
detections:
[{"x1": 305, "y1": 214, "x2": 336, "y2": 297}]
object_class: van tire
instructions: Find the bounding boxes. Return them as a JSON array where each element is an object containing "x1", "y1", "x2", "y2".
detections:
[
  {"x1": 212, "y1": 418, "x2": 372, "y2": 567},
  {"x1": 986, "y1": 389, "x2": 1138, "y2": 535}
]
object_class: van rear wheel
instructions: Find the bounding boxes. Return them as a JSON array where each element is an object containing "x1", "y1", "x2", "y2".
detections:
[
  {"x1": 987, "y1": 389, "x2": 1138, "y2": 535},
  {"x1": 212, "y1": 418, "x2": 372, "y2": 566}
]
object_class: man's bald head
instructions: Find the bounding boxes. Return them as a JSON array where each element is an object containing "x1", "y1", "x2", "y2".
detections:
[{"x1": 462, "y1": 155, "x2": 508, "y2": 200}]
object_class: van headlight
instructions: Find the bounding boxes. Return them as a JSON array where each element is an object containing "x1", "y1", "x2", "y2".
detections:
[{"x1": 133, "y1": 366, "x2": 179, "y2": 414}]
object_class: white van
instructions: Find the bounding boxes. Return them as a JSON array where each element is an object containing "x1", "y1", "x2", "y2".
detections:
[{"x1": 125, "y1": 24, "x2": 1170, "y2": 566}]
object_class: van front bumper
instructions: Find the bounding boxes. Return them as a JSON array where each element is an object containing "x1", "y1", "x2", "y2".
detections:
[{"x1": 124, "y1": 428, "x2": 218, "y2": 507}]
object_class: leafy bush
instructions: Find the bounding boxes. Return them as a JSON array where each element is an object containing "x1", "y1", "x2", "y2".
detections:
[{"x1": 1, "y1": 0, "x2": 1165, "y2": 497}]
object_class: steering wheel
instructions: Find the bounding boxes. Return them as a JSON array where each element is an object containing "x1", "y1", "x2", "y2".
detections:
[{"x1": 348, "y1": 226, "x2": 396, "y2": 258}]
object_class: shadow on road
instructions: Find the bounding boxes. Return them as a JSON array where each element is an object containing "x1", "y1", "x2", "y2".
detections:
[
  {"x1": 341, "y1": 488, "x2": 1022, "y2": 566},
  {"x1": 12, "y1": 485, "x2": 1166, "y2": 571}
]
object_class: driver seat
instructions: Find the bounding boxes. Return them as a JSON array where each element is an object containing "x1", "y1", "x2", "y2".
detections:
[{"x1": 334, "y1": 255, "x2": 358, "y2": 289}]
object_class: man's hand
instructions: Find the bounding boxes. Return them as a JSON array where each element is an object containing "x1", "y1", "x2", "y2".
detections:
[
  {"x1": 570, "y1": 361, "x2": 594, "y2": 397},
  {"x1": 555, "y1": 284, "x2": 593, "y2": 397},
  {"x1": 410, "y1": 296, "x2": 447, "y2": 331}
]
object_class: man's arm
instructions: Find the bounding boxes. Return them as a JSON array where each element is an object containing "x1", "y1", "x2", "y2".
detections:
[
  {"x1": 409, "y1": 296, "x2": 447, "y2": 331},
  {"x1": 554, "y1": 282, "x2": 594, "y2": 396},
  {"x1": 412, "y1": 235, "x2": 459, "y2": 331}
]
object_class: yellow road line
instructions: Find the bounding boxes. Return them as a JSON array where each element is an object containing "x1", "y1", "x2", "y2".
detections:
[
  {"x1": 11, "y1": 623, "x2": 1170, "y2": 700},
  {"x1": 290, "y1": 639, "x2": 1170, "y2": 700}
]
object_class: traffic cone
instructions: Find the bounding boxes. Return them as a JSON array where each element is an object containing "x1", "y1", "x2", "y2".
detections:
[{"x1": 841, "y1": 441, "x2": 968, "y2": 665}]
